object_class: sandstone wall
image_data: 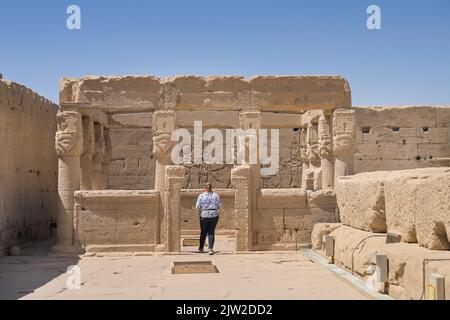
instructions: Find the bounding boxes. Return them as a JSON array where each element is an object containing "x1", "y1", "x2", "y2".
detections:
[
  {"x1": 74, "y1": 190, "x2": 160, "y2": 253},
  {"x1": 254, "y1": 189, "x2": 338, "y2": 250},
  {"x1": 108, "y1": 113, "x2": 155, "y2": 190},
  {"x1": 354, "y1": 106, "x2": 450, "y2": 173},
  {"x1": 0, "y1": 80, "x2": 59, "y2": 255}
]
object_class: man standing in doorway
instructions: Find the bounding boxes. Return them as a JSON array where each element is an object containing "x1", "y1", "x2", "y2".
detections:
[{"x1": 196, "y1": 183, "x2": 222, "y2": 255}]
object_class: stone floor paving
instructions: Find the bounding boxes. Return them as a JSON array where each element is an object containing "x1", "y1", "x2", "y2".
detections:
[{"x1": 0, "y1": 239, "x2": 368, "y2": 300}]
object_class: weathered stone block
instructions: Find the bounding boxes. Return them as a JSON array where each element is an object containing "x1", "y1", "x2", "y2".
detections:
[
  {"x1": 311, "y1": 223, "x2": 342, "y2": 250},
  {"x1": 384, "y1": 168, "x2": 450, "y2": 249},
  {"x1": 335, "y1": 172, "x2": 387, "y2": 232}
]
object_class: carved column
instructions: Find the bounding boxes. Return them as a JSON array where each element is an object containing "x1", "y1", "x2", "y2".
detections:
[
  {"x1": 231, "y1": 165, "x2": 252, "y2": 252},
  {"x1": 306, "y1": 122, "x2": 322, "y2": 190},
  {"x1": 300, "y1": 128, "x2": 309, "y2": 190},
  {"x1": 53, "y1": 111, "x2": 83, "y2": 253},
  {"x1": 333, "y1": 109, "x2": 356, "y2": 182},
  {"x1": 91, "y1": 123, "x2": 105, "y2": 190},
  {"x1": 80, "y1": 117, "x2": 94, "y2": 190},
  {"x1": 152, "y1": 110, "x2": 177, "y2": 248},
  {"x1": 318, "y1": 113, "x2": 334, "y2": 190},
  {"x1": 163, "y1": 166, "x2": 186, "y2": 253},
  {"x1": 101, "y1": 128, "x2": 111, "y2": 189}
]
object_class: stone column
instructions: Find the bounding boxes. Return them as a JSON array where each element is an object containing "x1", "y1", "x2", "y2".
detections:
[
  {"x1": 238, "y1": 111, "x2": 261, "y2": 237},
  {"x1": 333, "y1": 109, "x2": 356, "y2": 182},
  {"x1": 318, "y1": 113, "x2": 334, "y2": 190},
  {"x1": 163, "y1": 166, "x2": 186, "y2": 253},
  {"x1": 101, "y1": 128, "x2": 112, "y2": 189},
  {"x1": 231, "y1": 165, "x2": 252, "y2": 252},
  {"x1": 91, "y1": 123, "x2": 105, "y2": 190},
  {"x1": 306, "y1": 122, "x2": 321, "y2": 190},
  {"x1": 300, "y1": 128, "x2": 309, "y2": 190},
  {"x1": 152, "y1": 110, "x2": 177, "y2": 248},
  {"x1": 80, "y1": 117, "x2": 94, "y2": 190},
  {"x1": 53, "y1": 111, "x2": 83, "y2": 253}
]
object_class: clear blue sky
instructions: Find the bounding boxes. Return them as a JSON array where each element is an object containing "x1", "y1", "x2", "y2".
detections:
[{"x1": 1, "y1": 0, "x2": 449, "y2": 105}]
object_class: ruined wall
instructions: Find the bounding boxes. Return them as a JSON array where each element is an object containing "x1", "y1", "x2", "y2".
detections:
[
  {"x1": 0, "y1": 80, "x2": 59, "y2": 254},
  {"x1": 354, "y1": 106, "x2": 450, "y2": 172}
]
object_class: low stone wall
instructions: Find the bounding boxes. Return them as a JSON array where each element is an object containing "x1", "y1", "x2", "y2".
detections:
[
  {"x1": 254, "y1": 189, "x2": 338, "y2": 250},
  {"x1": 0, "y1": 80, "x2": 59, "y2": 255},
  {"x1": 74, "y1": 190, "x2": 160, "y2": 253},
  {"x1": 335, "y1": 168, "x2": 450, "y2": 250}
]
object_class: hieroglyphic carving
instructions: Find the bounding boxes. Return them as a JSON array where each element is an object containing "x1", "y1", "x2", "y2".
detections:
[
  {"x1": 55, "y1": 111, "x2": 83, "y2": 157},
  {"x1": 183, "y1": 164, "x2": 232, "y2": 189},
  {"x1": 261, "y1": 128, "x2": 302, "y2": 188}
]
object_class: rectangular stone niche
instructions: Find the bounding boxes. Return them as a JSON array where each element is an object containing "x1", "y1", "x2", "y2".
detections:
[{"x1": 172, "y1": 261, "x2": 219, "y2": 274}]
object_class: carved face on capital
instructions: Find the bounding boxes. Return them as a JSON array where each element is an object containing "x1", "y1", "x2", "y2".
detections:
[
  {"x1": 153, "y1": 133, "x2": 176, "y2": 163},
  {"x1": 333, "y1": 133, "x2": 354, "y2": 156},
  {"x1": 55, "y1": 111, "x2": 83, "y2": 157}
]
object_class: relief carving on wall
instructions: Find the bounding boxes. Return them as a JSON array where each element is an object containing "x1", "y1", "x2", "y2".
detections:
[
  {"x1": 55, "y1": 111, "x2": 83, "y2": 157},
  {"x1": 261, "y1": 128, "x2": 302, "y2": 189},
  {"x1": 183, "y1": 164, "x2": 232, "y2": 189}
]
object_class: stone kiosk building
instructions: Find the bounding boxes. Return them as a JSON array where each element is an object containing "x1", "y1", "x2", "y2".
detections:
[{"x1": 55, "y1": 75, "x2": 354, "y2": 254}]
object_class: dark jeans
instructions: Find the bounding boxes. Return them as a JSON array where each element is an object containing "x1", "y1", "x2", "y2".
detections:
[{"x1": 199, "y1": 216, "x2": 219, "y2": 250}]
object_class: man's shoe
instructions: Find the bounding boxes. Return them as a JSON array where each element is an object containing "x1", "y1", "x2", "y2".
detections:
[
  {"x1": 198, "y1": 248, "x2": 204, "y2": 253},
  {"x1": 209, "y1": 249, "x2": 215, "y2": 255}
]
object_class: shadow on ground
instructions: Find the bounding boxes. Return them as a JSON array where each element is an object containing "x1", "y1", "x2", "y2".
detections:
[{"x1": 0, "y1": 239, "x2": 79, "y2": 300}]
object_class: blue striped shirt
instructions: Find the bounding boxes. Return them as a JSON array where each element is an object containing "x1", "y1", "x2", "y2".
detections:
[{"x1": 196, "y1": 192, "x2": 222, "y2": 218}]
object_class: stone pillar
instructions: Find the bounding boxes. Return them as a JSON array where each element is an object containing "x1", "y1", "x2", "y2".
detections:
[
  {"x1": 91, "y1": 123, "x2": 105, "y2": 190},
  {"x1": 333, "y1": 109, "x2": 356, "y2": 182},
  {"x1": 80, "y1": 117, "x2": 94, "y2": 190},
  {"x1": 300, "y1": 128, "x2": 309, "y2": 190},
  {"x1": 238, "y1": 111, "x2": 261, "y2": 220},
  {"x1": 53, "y1": 111, "x2": 83, "y2": 253},
  {"x1": 319, "y1": 113, "x2": 334, "y2": 190},
  {"x1": 231, "y1": 165, "x2": 252, "y2": 252},
  {"x1": 163, "y1": 166, "x2": 186, "y2": 253},
  {"x1": 101, "y1": 128, "x2": 111, "y2": 189},
  {"x1": 152, "y1": 110, "x2": 177, "y2": 247},
  {"x1": 306, "y1": 122, "x2": 322, "y2": 190}
]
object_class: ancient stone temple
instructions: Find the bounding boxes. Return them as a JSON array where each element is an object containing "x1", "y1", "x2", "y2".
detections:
[
  {"x1": 1, "y1": 75, "x2": 450, "y2": 299},
  {"x1": 53, "y1": 75, "x2": 354, "y2": 253}
]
